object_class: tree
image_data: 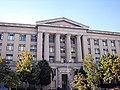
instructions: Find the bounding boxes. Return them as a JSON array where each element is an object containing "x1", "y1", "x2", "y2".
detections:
[
  {"x1": 3, "y1": 71, "x2": 20, "y2": 90},
  {"x1": 35, "y1": 60, "x2": 53, "y2": 89},
  {"x1": 98, "y1": 53, "x2": 120, "y2": 84},
  {"x1": 16, "y1": 50, "x2": 34, "y2": 89},
  {"x1": 73, "y1": 73, "x2": 87, "y2": 90},
  {"x1": 0, "y1": 57, "x2": 10, "y2": 84},
  {"x1": 82, "y1": 54, "x2": 99, "y2": 90}
]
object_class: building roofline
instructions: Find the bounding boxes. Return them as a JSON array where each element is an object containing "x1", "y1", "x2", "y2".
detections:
[
  {"x1": 0, "y1": 22, "x2": 36, "y2": 28},
  {"x1": 88, "y1": 29, "x2": 120, "y2": 36}
]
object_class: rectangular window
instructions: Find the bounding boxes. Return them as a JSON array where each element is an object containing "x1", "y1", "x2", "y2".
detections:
[
  {"x1": 111, "y1": 40, "x2": 115, "y2": 47},
  {"x1": 96, "y1": 57, "x2": 100, "y2": 64},
  {"x1": 60, "y1": 37, "x2": 65, "y2": 43},
  {"x1": 112, "y1": 49, "x2": 116, "y2": 54},
  {"x1": 49, "y1": 56, "x2": 55, "y2": 63},
  {"x1": 0, "y1": 43, "x2": 2, "y2": 50},
  {"x1": 88, "y1": 48, "x2": 91, "y2": 54},
  {"x1": 33, "y1": 55, "x2": 37, "y2": 61},
  {"x1": 61, "y1": 56, "x2": 66, "y2": 63},
  {"x1": 31, "y1": 35, "x2": 37, "y2": 42},
  {"x1": 19, "y1": 34, "x2": 26, "y2": 41},
  {"x1": 102, "y1": 40, "x2": 107, "y2": 46},
  {"x1": 71, "y1": 47, "x2": 76, "y2": 53},
  {"x1": 49, "y1": 35, "x2": 54, "y2": 43},
  {"x1": 94, "y1": 39, "x2": 99, "y2": 45},
  {"x1": 7, "y1": 44, "x2": 14, "y2": 51},
  {"x1": 87, "y1": 38, "x2": 90, "y2": 45},
  {"x1": 60, "y1": 47, "x2": 65, "y2": 53},
  {"x1": 95, "y1": 48, "x2": 100, "y2": 54},
  {"x1": 8, "y1": 34, "x2": 14, "y2": 41},
  {"x1": 0, "y1": 34, "x2": 3, "y2": 40},
  {"x1": 49, "y1": 46, "x2": 55, "y2": 53},
  {"x1": 30, "y1": 45, "x2": 37, "y2": 52},
  {"x1": 19, "y1": 44, "x2": 25, "y2": 51},
  {"x1": 71, "y1": 37, "x2": 76, "y2": 44},
  {"x1": 6, "y1": 54, "x2": 13, "y2": 61},
  {"x1": 103, "y1": 48, "x2": 108, "y2": 55}
]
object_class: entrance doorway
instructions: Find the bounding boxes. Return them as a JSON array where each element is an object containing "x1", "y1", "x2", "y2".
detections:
[{"x1": 62, "y1": 74, "x2": 69, "y2": 90}]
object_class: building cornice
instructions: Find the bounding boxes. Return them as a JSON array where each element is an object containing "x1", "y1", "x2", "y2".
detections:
[
  {"x1": 0, "y1": 22, "x2": 36, "y2": 28},
  {"x1": 88, "y1": 29, "x2": 120, "y2": 36}
]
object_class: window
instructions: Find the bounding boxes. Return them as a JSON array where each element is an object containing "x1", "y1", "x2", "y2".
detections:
[
  {"x1": 7, "y1": 44, "x2": 14, "y2": 51},
  {"x1": 0, "y1": 34, "x2": 3, "y2": 40},
  {"x1": 6, "y1": 54, "x2": 13, "y2": 61},
  {"x1": 49, "y1": 46, "x2": 55, "y2": 53},
  {"x1": 33, "y1": 55, "x2": 37, "y2": 61},
  {"x1": 31, "y1": 35, "x2": 37, "y2": 42},
  {"x1": 102, "y1": 40, "x2": 107, "y2": 46},
  {"x1": 71, "y1": 47, "x2": 75, "y2": 53},
  {"x1": 71, "y1": 57, "x2": 76, "y2": 63},
  {"x1": 71, "y1": 37, "x2": 76, "y2": 44},
  {"x1": 8, "y1": 34, "x2": 14, "y2": 41},
  {"x1": 94, "y1": 39, "x2": 99, "y2": 45},
  {"x1": 60, "y1": 37, "x2": 65, "y2": 43},
  {"x1": 88, "y1": 48, "x2": 91, "y2": 54},
  {"x1": 49, "y1": 56, "x2": 55, "y2": 62},
  {"x1": 95, "y1": 48, "x2": 100, "y2": 54},
  {"x1": 0, "y1": 43, "x2": 2, "y2": 50},
  {"x1": 60, "y1": 47, "x2": 65, "y2": 53},
  {"x1": 112, "y1": 49, "x2": 116, "y2": 54},
  {"x1": 61, "y1": 56, "x2": 66, "y2": 63},
  {"x1": 103, "y1": 48, "x2": 108, "y2": 55},
  {"x1": 96, "y1": 57, "x2": 100, "y2": 64},
  {"x1": 19, "y1": 34, "x2": 26, "y2": 41},
  {"x1": 111, "y1": 40, "x2": 115, "y2": 47},
  {"x1": 49, "y1": 35, "x2": 54, "y2": 43},
  {"x1": 19, "y1": 44, "x2": 25, "y2": 51},
  {"x1": 87, "y1": 38, "x2": 90, "y2": 45},
  {"x1": 30, "y1": 45, "x2": 37, "y2": 52}
]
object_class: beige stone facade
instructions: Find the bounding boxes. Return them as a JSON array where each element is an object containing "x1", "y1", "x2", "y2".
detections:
[{"x1": 0, "y1": 17, "x2": 120, "y2": 89}]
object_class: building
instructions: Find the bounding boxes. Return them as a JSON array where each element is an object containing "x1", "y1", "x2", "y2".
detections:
[{"x1": 0, "y1": 17, "x2": 120, "y2": 89}]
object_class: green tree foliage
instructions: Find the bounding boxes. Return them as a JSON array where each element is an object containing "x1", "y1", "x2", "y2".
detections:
[
  {"x1": 98, "y1": 53, "x2": 120, "y2": 83},
  {"x1": 3, "y1": 71, "x2": 20, "y2": 90},
  {"x1": 82, "y1": 54, "x2": 99, "y2": 90},
  {"x1": 0, "y1": 57, "x2": 10, "y2": 83},
  {"x1": 73, "y1": 73, "x2": 87, "y2": 90},
  {"x1": 35, "y1": 60, "x2": 53, "y2": 87},
  {"x1": 16, "y1": 50, "x2": 34, "y2": 82}
]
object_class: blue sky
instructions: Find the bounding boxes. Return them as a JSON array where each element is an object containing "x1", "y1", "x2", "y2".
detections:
[{"x1": 0, "y1": 0, "x2": 120, "y2": 32}]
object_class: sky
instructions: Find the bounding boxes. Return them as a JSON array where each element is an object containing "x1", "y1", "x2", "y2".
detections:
[{"x1": 0, "y1": 0, "x2": 120, "y2": 32}]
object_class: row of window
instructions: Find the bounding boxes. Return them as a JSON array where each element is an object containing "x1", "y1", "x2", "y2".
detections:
[
  {"x1": 49, "y1": 35, "x2": 76, "y2": 44},
  {"x1": 0, "y1": 34, "x2": 37, "y2": 42},
  {"x1": 4, "y1": 54, "x2": 37, "y2": 61},
  {"x1": 88, "y1": 38, "x2": 116, "y2": 47},
  {"x1": 49, "y1": 46, "x2": 76, "y2": 53},
  {"x1": 88, "y1": 48, "x2": 117, "y2": 55},
  {"x1": 49, "y1": 55, "x2": 76, "y2": 63},
  {"x1": 0, "y1": 43, "x2": 37, "y2": 52}
]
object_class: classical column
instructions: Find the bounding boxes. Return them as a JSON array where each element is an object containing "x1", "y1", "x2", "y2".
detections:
[
  {"x1": 99, "y1": 39, "x2": 104, "y2": 57},
  {"x1": 37, "y1": 32, "x2": 43, "y2": 61},
  {"x1": 26, "y1": 34, "x2": 31, "y2": 51},
  {"x1": 82, "y1": 35, "x2": 88, "y2": 57},
  {"x1": 66, "y1": 34, "x2": 71, "y2": 62},
  {"x1": 55, "y1": 33, "x2": 60, "y2": 62},
  {"x1": 1, "y1": 33, "x2": 8, "y2": 58},
  {"x1": 44, "y1": 33, "x2": 49, "y2": 61},
  {"x1": 107, "y1": 40, "x2": 112, "y2": 54},
  {"x1": 90, "y1": 39, "x2": 95, "y2": 60},
  {"x1": 115, "y1": 40, "x2": 120, "y2": 54},
  {"x1": 13, "y1": 34, "x2": 19, "y2": 61},
  {"x1": 76, "y1": 35, "x2": 82, "y2": 62}
]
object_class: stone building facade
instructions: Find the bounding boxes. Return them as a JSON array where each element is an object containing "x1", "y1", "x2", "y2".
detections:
[{"x1": 0, "y1": 17, "x2": 120, "y2": 89}]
